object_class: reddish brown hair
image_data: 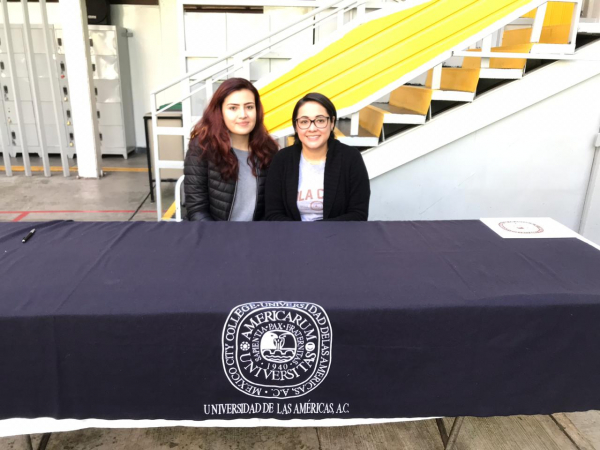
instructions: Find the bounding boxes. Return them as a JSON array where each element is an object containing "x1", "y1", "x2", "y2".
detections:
[{"x1": 189, "y1": 78, "x2": 278, "y2": 181}]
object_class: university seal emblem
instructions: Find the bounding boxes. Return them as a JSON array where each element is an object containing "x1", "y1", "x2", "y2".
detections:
[
  {"x1": 222, "y1": 302, "x2": 332, "y2": 399},
  {"x1": 498, "y1": 220, "x2": 544, "y2": 234}
]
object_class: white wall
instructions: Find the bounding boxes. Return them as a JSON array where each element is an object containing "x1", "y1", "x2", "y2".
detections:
[
  {"x1": 110, "y1": 4, "x2": 165, "y2": 148},
  {"x1": 105, "y1": 1, "x2": 183, "y2": 148},
  {"x1": 369, "y1": 74, "x2": 600, "y2": 242}
]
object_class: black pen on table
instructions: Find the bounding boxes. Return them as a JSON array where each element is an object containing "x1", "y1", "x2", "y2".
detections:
[{"x1": 22, "y1": 228, "x2": 36, "y2": 243}]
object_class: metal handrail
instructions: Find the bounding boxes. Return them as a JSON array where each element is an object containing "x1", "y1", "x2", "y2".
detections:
[
  {"x1": 151, "y1": 0, "x2": 364, "y2": 100},
  {"x1": 155, "y1": 0, "x2": 368, "y2": 115}
]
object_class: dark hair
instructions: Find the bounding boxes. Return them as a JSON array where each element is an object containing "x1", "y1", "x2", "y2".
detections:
[
  {"x1": 189, "y1": 78, "x2": 278, "y2": 181},
  {"x1": 291, "y1": 93, "x2": 337, "y2": 145}
]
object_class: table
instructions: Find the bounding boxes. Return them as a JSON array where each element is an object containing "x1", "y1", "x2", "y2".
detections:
[{"x1": 1, "y1": 220, "x2": 600, "y2": 442}]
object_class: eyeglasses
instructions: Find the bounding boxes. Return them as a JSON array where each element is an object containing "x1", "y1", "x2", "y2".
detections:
[{"x1": 295, "y1": 116, "x2": 330, "y2": 130}]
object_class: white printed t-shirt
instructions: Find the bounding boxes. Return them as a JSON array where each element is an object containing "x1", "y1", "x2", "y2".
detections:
[{"x1": 297, "y1": 153, "x2": 325, "y2": 221}]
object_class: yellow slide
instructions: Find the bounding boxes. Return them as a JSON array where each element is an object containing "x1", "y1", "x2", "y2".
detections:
[{"x1": 259, "y1": 0, "x2": 537, "y2": 134}]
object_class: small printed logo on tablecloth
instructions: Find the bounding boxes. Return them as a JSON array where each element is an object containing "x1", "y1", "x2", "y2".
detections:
[
  {"x1": 222, "y1": 302, "x2": 332, "y2": 399},
  {"x1": 498, "y1": 221, "x2": 544, "y2": 234}
]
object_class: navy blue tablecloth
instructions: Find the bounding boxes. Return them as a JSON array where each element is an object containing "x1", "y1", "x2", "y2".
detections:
[{"x1": 1, "y1": 220, "x2": 599, "y2": 421}]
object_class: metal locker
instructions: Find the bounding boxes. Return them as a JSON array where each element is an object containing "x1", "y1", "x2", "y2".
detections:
[
  {"x1": 24, "y1": 124, "x2": 39, "y2": 147},
  {"x1": 63, "y1": 103, "x2": 73, "y2": 127},
  {"x1": 0, "y1": 24, "x2": 72, "y2": 159},
  {"x1": 96, "y1": 102, "x2": 122, "y2": 126},
  {"x1": 67, "y1": 129, "x2": 75, "y2": 149},
  {"x1": 1, "y1": 80, "x2": 9, "y2": 102},
  {"x1": 3, "y1": 101, "x2": 15, "y2": 124},
  {"x1": 92, "y1": 55, "x2": 119, "y2": 80},
  {"x1": 35, "y1": 78, "x2": 54, "y2": 102},
  {"x1": 0, "y1": 80, "x2": 7, "y2": 103},
  {"x1": 45, "y1": 25, "x2": 135, "y2": 158},
  {"x1": 30, "y1": 28, "x2": 52, "y2": 54},
  {"x1": 1, "y1": 78, "x2": 33, "y2": 102},
  {"x1": 33, "y1": 54, "x2": 51, "y2": 79},
  {"x1": 56, "y1": 55, "x2": 67, "y2": 79},
  {"x1": 91, "y1": 56, "x2": 98, "y2": 79},
  {"x1": 0, "y1": 100, "x2": 11, "y2": 154},
  {"x1": 8, "y1": 125, "x2": 19, "y2": 149},
  {"x1": 94, "y1": 80, "x2": 121, "y2": 103},
  {"x1": 41, "y1": 102, "x2": 58, "y2": 125},
  {"x1": 59, "y1": 80, "x2": 69, "y2": 102},
  {"x1": 89, "y1": 30, "x2": 117, "y2": 56},
  {"x1": 98, "y1": 125, "x2": 125, "y2": 148},
  {"x1": 54, "y1": 29, "x2": 64, "y2": 55},
  {"x1": 0, "y1": 26, "x2": 25, "y2": 53},
  {"x1": 43, "y1": 125, "x2": 60, "y2": 147},
  {"x1": 0, "y1": 53, "x2": 28, "y2": 78},
  {"x1": 0, "y1": 56, "x2": 9, "y2": 77},
  {"x1": 3, "y1": 100, "x2": 35, "y2": 124},
  {"x1": 9, "y1": 124, "x2": 38, "y2": 147}
]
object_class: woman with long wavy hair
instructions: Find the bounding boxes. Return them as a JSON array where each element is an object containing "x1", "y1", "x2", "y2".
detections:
[{"x1": 184, "y1": 78, "x2": 278, "y2": 221}]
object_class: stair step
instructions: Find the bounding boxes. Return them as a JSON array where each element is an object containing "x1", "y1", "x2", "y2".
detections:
[
  {"x1": 390, "y1": 85, "x2": 432, "y2": 116},
  {"x1": 336, "y1": 119, "x2": 379, "y2": 147},
  {"x1": 462, "y1": 43, "x2": 533, "y2": 73},
  {"x1": 359, "y1": 105, "x2": 385, "y2": 137},
  {"x1": 502, "y1": 28, "x2": 533, "y2": 46},
  {"x1": 426, "y1": 68, "x2": 480, "y2": 93},
  {"x1": 371, "y1": 103, "x2": 426, "y2": 125},
  {"x1": 431, "y1": 90, "x2": 475, "y2": 102},
  {"x1": 479, "y1": 68, "x2": 524, "y2": 79}
]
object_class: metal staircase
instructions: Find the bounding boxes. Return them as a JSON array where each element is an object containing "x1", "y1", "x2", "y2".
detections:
[{"x1": 152, "y1": 0, "x2": 592, "y2": 221}]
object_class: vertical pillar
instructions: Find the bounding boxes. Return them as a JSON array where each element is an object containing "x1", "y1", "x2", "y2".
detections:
[
  {"x1": 41, "y1": 0, "x2": 70, "y2": 177},
  {"x1": 22, "y1": 0, "x2": 51, "y2": 177},
  {"x1": 59, "y1": 0, "x2": 101, "y2": 178}
]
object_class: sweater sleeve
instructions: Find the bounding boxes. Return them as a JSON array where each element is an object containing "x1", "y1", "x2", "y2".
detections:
[
  {"x1": 184, "y1": 139, "x2": 214, "y2": 221},
  {"x1": 324, "y1": 149, "x2": 370, "y2": 221},
  {"x1": 265, "y1": 150, "x2": 295, "y2": 221}
]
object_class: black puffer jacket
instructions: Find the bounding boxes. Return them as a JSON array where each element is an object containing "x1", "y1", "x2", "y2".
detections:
[{"x1": 184, "y1": 137, "x2": 268, "y2": 221}]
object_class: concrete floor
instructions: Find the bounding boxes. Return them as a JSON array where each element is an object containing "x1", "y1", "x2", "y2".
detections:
[
  {"x1": 1, "y1": 152, "x2": 599, "y2": 449},
  {"x1": 0, "y1": 152, "x2": 174, "y2": 223},
  {"x1": 1, "y1": 413, "x2": 599, "y2": 450}
]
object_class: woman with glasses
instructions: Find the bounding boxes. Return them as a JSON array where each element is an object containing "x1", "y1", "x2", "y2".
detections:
[
  {"x1": 265, "y1": 92, "x2": 370, "y2": 221},
  {"x1": 184, "y1": 78, "x2": 278, "y2": 221}
]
